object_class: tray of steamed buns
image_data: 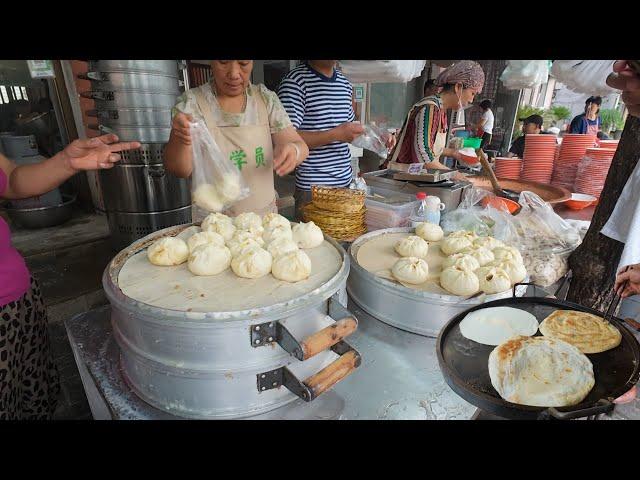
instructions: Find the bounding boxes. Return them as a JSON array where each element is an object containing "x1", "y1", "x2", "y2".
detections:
[{"x1": 437, "y1": 296, "x2": 640, "y2": 420}]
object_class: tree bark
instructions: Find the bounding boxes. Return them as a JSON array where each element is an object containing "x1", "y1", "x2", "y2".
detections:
[{"x1": 567, "y1": 116, "x2": 640, "y2": 310}]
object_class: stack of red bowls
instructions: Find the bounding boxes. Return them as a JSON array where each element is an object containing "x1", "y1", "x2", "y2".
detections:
[
  {"x1": 521, "y1": 134, "x2": 558, "y2": 183},
  {"x1": 598, "y1": 139, "x2": 620, "y2": 150},
  {"x1": 574, "y1": 147, "x2": 616, "y2": 197},
  {"x1": 551, "y1": 134, "x2": 597, "y2": 190},
  {"x1": 494, "y1": 157, "x2": 522, "y2": 180}
]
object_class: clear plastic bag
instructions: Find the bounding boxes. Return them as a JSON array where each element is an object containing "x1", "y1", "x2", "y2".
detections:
[
  {"x1": 500, "y1": 60, "x2": 549, "y2": 90},
  {"x1": 339, "y1": 60, "x2": 426, "y2": 83},
  {"x1": 550, "y1": 60, "x2": 616, "y2": 96},
  {"x1": 190, "y1": 121, "x2": 250, "y2": 213},
  {"x1": 351, "y1": 123, "x2": 390, "y2": 158}
]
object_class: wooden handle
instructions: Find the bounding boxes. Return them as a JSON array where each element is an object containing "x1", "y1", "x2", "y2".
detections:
[
  {"x1": 624, "y1": 317, "x2": 640, "y2": 331},
  {"x1": 300, "y1": 317, "x2": 358, "y2": 361},
  {"x1": 303, "y1": 350, "x2": 360, "y2": 400},
  {"x1": 477, "y1": 150, "x2": 502, "y2": 195}
]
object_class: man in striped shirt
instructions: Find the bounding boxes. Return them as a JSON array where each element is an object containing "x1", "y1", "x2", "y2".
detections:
[{"x1": 277, "y1": 60, "x2": 364, "y2": 219}]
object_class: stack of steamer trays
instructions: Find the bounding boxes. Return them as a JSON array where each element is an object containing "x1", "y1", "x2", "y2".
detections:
[
  {"x1": 550, "y1": 134, "x2": 597, "y2": 191},
  {"x1": 437, "y1": 298, "x2": 640, "y2": 420},
  {"x1": 574, "y1": 147, "x2": 617, "y2": 198},
  {"x1": 520, "y1": 134, "x2": 557, "y2": 183},
  {"x1": 302, "y1": 185, "x2": 367, "y2": 242}
]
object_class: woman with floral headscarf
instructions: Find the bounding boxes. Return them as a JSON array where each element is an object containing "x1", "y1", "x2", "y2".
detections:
[{"x1": 384, "y1": 61, "x2": 485, "y2": 170}]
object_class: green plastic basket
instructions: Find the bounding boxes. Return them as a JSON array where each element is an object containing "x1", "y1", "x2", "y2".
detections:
[{"x1": 463, "y1": 137, "x2": 482, "y2": 149}]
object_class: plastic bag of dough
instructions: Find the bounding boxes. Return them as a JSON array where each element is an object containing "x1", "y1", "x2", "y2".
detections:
[
  {"x1": 499, "y1": 60, "x2": 549, "y2": 90},
  {"x1": 190, "y1": 121, "x2": 250, "y2": 214},
  {"x1": 350, "y1": 122, "x2": 391, "y2": 158}
]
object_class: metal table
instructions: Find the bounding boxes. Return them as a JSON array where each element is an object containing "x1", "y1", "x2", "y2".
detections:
[{"x1": 64, "y1": 298, "x2": 640, "y2": 420}]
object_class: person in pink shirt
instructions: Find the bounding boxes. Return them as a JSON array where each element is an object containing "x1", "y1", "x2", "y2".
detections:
[{"x1": 1, "y1": 133, "x2": 140, "y2": 419}]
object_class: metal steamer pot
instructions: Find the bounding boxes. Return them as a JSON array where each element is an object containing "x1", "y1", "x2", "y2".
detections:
[
  {"x1": 86, "y1": 108, "x2": 172, "y2": 128},
  {"x1": 89, "y1": 124, "x2": 171, "y2": 143},
  {"x1": 347, "y1": 227, "x2": 528, "y2": 338},
  {"x1": 98, "y1": 163, "x2": 191, "y2": 213},
  {"x1": 87, "y1": 60, "x2": 185, "y2": 76},
  {"x1": 103, "y1": 224, "x2": 361, "y2": 419},
  {"x1": 78, "y1": 71, "x2": 181, "y2": 92},
  {"x1": 81, "y1": 90, "x2": 178, "y2": 110}
]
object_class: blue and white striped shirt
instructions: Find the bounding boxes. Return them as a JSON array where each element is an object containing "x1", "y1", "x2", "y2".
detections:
[{"x1": 277, "y1": 63, "x2": 355, "y2": 191}]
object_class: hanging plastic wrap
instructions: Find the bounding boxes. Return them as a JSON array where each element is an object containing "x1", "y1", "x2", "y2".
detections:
[
  {"x1": 339, "y1": 60, "x2": 426, "y2": 83},
  {"x1": 499, "y1": 60, "x2": 550, "y2": 90},
  {"x1": 190, "y1": 121, "x2": 250, "y2": 213},
  {"x1": 350, "y1": 123, "x2": 390, "y2": 158},
  {"x1": 550, "y1": 60, "x2": 617, "y2": 96}
]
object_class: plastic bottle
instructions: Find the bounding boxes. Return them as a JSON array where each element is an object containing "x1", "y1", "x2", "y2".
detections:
[
  {"x1": 410, "y1": 193, "x2": 445, "y2": 227},
  {"x1": 410, "y1": 192, "x2": 429, "y2": 228}
]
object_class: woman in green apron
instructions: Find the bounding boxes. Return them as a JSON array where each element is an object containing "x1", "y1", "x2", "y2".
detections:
[
  {"x1": 165, "y1": 60, "x2": 309, "y2": 219},
  {"x1": 384, "y1": 61, "x2": 485, "y2": 171}
]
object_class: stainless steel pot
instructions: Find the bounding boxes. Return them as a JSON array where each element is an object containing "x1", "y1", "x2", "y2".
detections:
[
  {"x1": 3, "y1": 194, "x2": 76, "y2": 229},
  {"x1": 114, "y1": 143, "x2": 166, "y2": 165},
  {"x1": 103, "y1": 224, "x2": 361, "y2": 418},
  {"x1": 79, "y1": 71, "x2": 181, "y2": 92},
  {"x1": 87, "y1": 108, "x2": 172, "y2": 127},
  {"x1": 1, "y1": 134, "x2": 38, "y2": 158},
  {"x1": 106, "y1": 205, "x2": 192, "y2": 251},
  {"x1": 87, "y1": 60, "x2": 184, "y2": 75},
  {"x1": 81, "y1": 90, "x2": 178, "y2": 110},
  {"x1": 90, "y1": 124, "x2": 171, "y2": 143},
  {"x1": 347, "y1": 227, "x2": 527, "y2": 337},
  {"x1": 99, "y1": 163, "x2": 191, "y2": 213}
]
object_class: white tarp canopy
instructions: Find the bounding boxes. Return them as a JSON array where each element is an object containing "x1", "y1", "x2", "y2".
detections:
[{"x1": 339, "y1": 60, "x2": 426, "y2": 83}]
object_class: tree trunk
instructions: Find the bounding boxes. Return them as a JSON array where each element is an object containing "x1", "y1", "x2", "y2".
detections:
[{"x1": 567, "y1": 116, "x2": 640, "y2": 310}]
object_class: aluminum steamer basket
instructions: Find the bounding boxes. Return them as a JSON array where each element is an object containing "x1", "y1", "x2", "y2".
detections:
[
  {"x1": 103, "y1": 224, "x2": 361, "y2": 419},
  {"x1": 347, "y1": 227, "x2": 527, "y2": 337}
]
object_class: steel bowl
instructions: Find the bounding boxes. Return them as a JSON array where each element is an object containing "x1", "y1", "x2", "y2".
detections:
[{"x1": 4, "y1": 193, "x2": 76, "y2": 229}]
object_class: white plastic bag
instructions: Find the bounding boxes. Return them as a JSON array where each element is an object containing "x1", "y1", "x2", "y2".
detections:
[
  {"x1": 550, "y1": 60, "x2": 616, "y2": 96},
  {"x1": 190, "y1": 121, "x2": 250, "y2": 213},
  {"x1": 351, "y1": 123, "x2": 390, "y2": 158},
  {"x1": 500, "y1": 60, "x2": 549, "y2": 90},
  {"x1": 339, "y1": 60, "x2": 426, "y2": 83}
]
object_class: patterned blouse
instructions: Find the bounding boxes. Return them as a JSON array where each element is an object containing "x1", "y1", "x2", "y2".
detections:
[
  {"x1": 413, "y1": 94, "x2": 448, "y2": 162},
  {"x1": 172, "y1": 82, "x2": 292, "y2": 134}
]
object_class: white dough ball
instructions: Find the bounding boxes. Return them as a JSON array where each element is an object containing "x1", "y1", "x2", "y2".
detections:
[
  {"x1": 448, "y1": 230, "x2": 477, "y2": 241},
  {"x1": 263, "y1": 225, "x2": 294, "y2": 244},
  {"x1": 147, "y1": 237, "x2": 189, "y2": 266},
  {"x1": 442, "y1": 253, "x2": 480, "y2": 271},
  {"x1": 187, "y1": 243, "x2": 231, "y2": 276},
  {"x1": 473, "y1": 236, "x2": 504, "y2": 250},
  {"x1": 440, "y1": 266, "x2": 480, "y2": 296},
  {"x1": 292, "y1": 221, "x2": 324, "y2": 249},
  {"x1": 392, "y1": 257, "x2": 429, "y2": 284},
  {"x1": 492, "y1": 246, "x2": 524, "y2": 265},
  {"x1": 193, "y1": 183, "x2": 223, "y2": 212},
  {"x1": 461, "y1": 246, "x2": 495, "y2": 267},
  {"x1": 201, "y1": 213, "x2": 236, "y2": 242},
  {"x1": 218, "y1": 173, "x2": 242, "y2": 203},
  {"x1": 394, "y1": 235, "x2": 429, "y2": 258},
  {"x1": 187, "y1": 231, "x2": 225, "y2": 253},
  {"x1": 267, "y1": 237, "x2": 299, "y2": 259},
  {"x1": 228, "y1": 238, "x2": 263, "y2": 258},
  {"x1": 228, "y1": 230, "x2": 265, "y2": 249},
  {"x1": 487, "y1": 259, "x2": 527, "y2": 284},
  {"x1": 231, "y1": 247, "x2": 273, "y2": 279},
  {"x1": 440, "y1": 236, "x2": 473, "y2": 255},
  {"x1": 415, "y1": 222, "x2": 444, "y2": 242},
  {"x1": 234, "y1": 212, "x2": 263, "y2": 231},
  {"x1": 272, "y1": 250, "x2": 312, "y2": 283},
  {"x1": 476, "y1": 266, "x2": 512, "y2": 294},
  {"x1": 201, "y1": 212, "x2": 232, "y2": 231},
  {"x1": 263, "y1": 212, "x2": 291, "y2": 231}
]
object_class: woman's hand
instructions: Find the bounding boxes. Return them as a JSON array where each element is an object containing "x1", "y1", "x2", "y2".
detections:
[
  {"x1": 60, "y1": 134, "x2": 141, "y2": 172},
  {"x1": 171, "y1": 112, "x2": 194, "y2": 145},
  {"x1": 383, "y1": 130, "x2": 397, "y2": 150},
  {"x1": 334, "y1": 122, "x2": 365, "y2": 143},
  {"x1": 606, "y1": 61, "x2": 640, "y2": 117},
  {"x1": 614, "y1": 263, "x2": 640, "y2": 298},
  {"x1": 273, "y1": 142, "x2": 302, "y2": 177}
]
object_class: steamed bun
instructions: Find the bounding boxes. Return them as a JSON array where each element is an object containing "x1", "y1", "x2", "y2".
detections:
[
  {"x1": 234, "y1": 212, "x2": 263, "y2": 232},
  {"x1": 476, "y1": 266, "x2": 512, "y2": 294},
  {"x1": 263, "y1": 225, "x2": 293, "y2": 244},
  {"x1": 147, "y1": 237, "x2": 189, "y2": 266},
  {"x1": 272, "y1": 250, "x2": 312, "y2": 283},
  {"x1": 231, "y1": 247, "x2": 272, "y2": 279},
  {"x1": 262, "y1": 212, "x2": 291, "y2": 231},
  {"x1": 201, "y1": 213, "x2": 236, "y2": 241},
  {"x1": 392, "y1": 257, "x2": 429, "y2": 284},
  {"x1": 292, "y1": 221, "x2": 324, "y2": 249},
  {"x1": 187, "y1": 243, "x2": 231, "y2": 276},
  {"x1": 267, "y1": 237, "x2": 299, "y2": 259},
  {"x1": 441, "y1": 236, "x2": 473, "y2": 255},
  {"x1": 395, "y1": 235, "x2": 429, "y2": 258},
  {"x1": 415, "y1": 222, "x2": 444, "y2": 242},
  {"x1": 442, "y1": 253, "x2": 480, "y2": 272},
  {"x1": 193, "y1": 183, "x2": 223, "y2": 212},
  {"x1": 487, "y1": 259, "x2": 527, "y2": 284},
  {"x1": 440, "y1": 266, "x2": 480, "y2": 296},
  {"x1": 187, "y1": 231, "x2": 225, "y2": 252}
]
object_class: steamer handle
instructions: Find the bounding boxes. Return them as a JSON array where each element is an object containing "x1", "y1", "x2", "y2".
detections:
[
  {"x1": 296, "y1": 316, "x2": 358, "y2": 361},
  {"x1": 539, "y1": 399, "x2": 614, "y2": 420},
  {"x1": 512, "y1": 282, "x2": 536, "y2": 298},
  {"x1": 301, "y1": 348, "x2": 361, "y2": 401}
]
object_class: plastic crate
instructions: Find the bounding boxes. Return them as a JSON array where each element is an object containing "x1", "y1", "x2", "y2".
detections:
[{"x1": 365, "y1": 186, "x2": 419, "y2": 231}]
